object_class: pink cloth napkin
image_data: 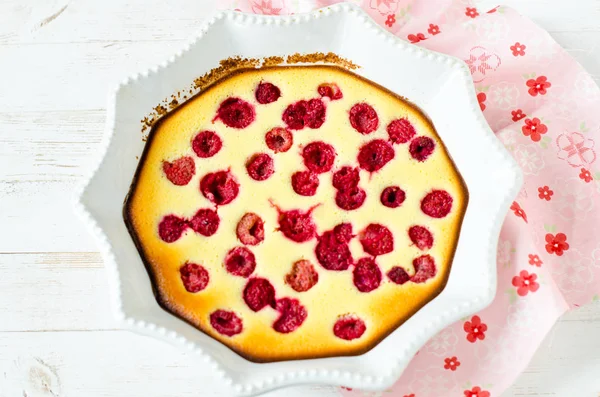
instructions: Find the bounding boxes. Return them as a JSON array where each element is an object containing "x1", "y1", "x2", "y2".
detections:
[{"x1": 222, "y1": 1, "x2": 600, "y2": 395}]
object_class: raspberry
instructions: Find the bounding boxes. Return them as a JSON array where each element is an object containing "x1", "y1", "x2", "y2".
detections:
[
  {"x1": 421, "y1": 190, "x2": 453, "y2": 218},
  {"x1": 243, "y1": 277, "x2": 276, "y2": 311},
  {"x1": 318, "y1": 83, "x2": 343, "y2": 100},
  {"x1": 273, "y1": 298, "x2": 307, "y2": 333},
  {"x1": 200, "y1": 170, "x2": 240, "y2": 205},
  {"x1": 359, "y1": 223, "x2": 394, "y2": 256},
  {"x1": 335, "y1": 187, "x2": 366, "y2": 211},
  {"x1": 387, "y1": 118, "x2": 416, "y2": 144},
  {"x1": 332, "y1": 166, "x2": 360, "y2": 191},
  {"x1": 408, "y1": 225, "x2": 433, "y2": 250},
  {"x1": 387, "y1": 266, "x2": 410, "y2": 285},
  {"x1": 246, "y1": 153, "x2": 275, "y2": 181},
  {"x1": 210, "y1": 310, "x2": 243, "y2": 336},
  {"x1": 411, "y1": 254, "x2": 437, "y2": 283},
  {"x1": 158, "y1": 215, "x2": 187, "y2": 243},
  {"x1": 302, "y1": 141, "x2": 336, "y2": 174},
  {"x1": 276, "y1": 206, "x2": 317, "y2": 243},
  {"x1": 282, "y1": 99, "x2": 326, "y2": 130},
  {"x1": 357, "y1": 139, "x2": 395, "y2": 173},
  {"x1": 380, "y1": 186, "x2": 406, "y2": 208},
  {"x1": 333, "y1": 223, "x2": 353, "y2": 243},
  {"x1": 353, "y1": 257, "x2": 382, "y2": 292},
  {"x1": 224, "y1": 246, "x2": 256, "y2": 278},
  {"x1": 162, "y1": 156, "x2": 195, "y2": 186},
  {"x1": 188, "y1": 208, "x2": 220, "y2": 237},
  {"x1": 179, "y1": 262, "x2": 209, "y2": 292},
  {"x1": 214, "y1": 97, "x2": 255, "y2": 129},
  {"x1": 285, "y1": 260, "x2": 319, "y2": 292},
  {"x1": 236, "y1": 213, "x2": 265, "y2": 246},
  {"x1": 265, "y1": 127, "x2": 293, "y2": 153},
  {"x1": 333, "y1": 315, "x2": 366, "y2": 340},
  {"x1": 315, "y1": 230, "x2": 353, "y2": 271},
  {"x1": 409, "y1": 136, "x2": 435, "y2": 162},
  {"x1": 192, "y1": 131, "x2": 222, "y2": 158},
  {"x1": 255, "y1": 81, "x2": 281, "y2": 104},
  {"x1": 349, "y1": 103, "x2": 379, "y2": 134},
  {"x1": 291, "y1": 170, "x2": 319, "y2": 196}
]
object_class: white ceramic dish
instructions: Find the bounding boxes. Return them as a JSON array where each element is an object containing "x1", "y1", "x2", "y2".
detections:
[{"x1": 75, "y1": 3, "x2": 522, "y2": 395}]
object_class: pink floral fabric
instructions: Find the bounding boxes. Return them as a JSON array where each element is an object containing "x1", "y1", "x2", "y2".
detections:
[{"x1": 223, "y1": 1, "x2": 600, "y2": 395}]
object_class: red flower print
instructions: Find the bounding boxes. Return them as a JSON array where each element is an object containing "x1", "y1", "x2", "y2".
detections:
[
  {"x1": 487, "y1": 6, "x2": 499, "y2": 13},
  {"x1": 250, "y1": 0, "x2": 283, "y2": 15},
  {"x1": 521, "y1": 117, "x2": 548, "y2": 142},
  {"x1": 408, "y1": 33, "x2": 426, "y2": 43},
  {"x1": 477, "y1": 92, "x2": 487, "y2": 111},
  {"x1": 579, "y1": 168, "x2": 593, "y2": 183},
  {"x1": 340, "y1": 386, "x2": 353, "y2": 391},
  {"x1": 512, "y1": 270, "x2": 540, "y2": 297},
  {"x1": 511, "y1": 109, "x2": 526, "y2": 122},
  {"x1": 444, "y1": 356, "x2": 461, "y2": 371},
  {"x1": 404, "y1": 395, "x2": 415, "y2": 397},
  {"x1": 538, "y1": 186, "x2": 553, "y2": 201},
  {"x1": 528, "y1": 254, "x2": 543, "y2": 267},
  {"x1": 526, "y1": 76, "x2": 551, "y2": 96},
  {"x1": 510, "y1": 201, "x2": 528, "y2": 223},
  {"x1": 465, "y1": 7, "x2": 479, "y2": 18},
  {"x1": 464, "y1": 315, "x2": 487, "y2": 343},
  {"x1": 545, "y1": 233, "x2": 570, "y2": 256},
  {"x1": 510, "y1": 42, "x2": 526, "y2": 56},
  {"x1": 427, "y1": 23, "x2": 440, "y2": 35},
  {"x1": 464, "y1": 386, "x2": 491, "y2": 397},
  {"x1": 385, "y1": 14, "x2": 396, "y2": 27}
]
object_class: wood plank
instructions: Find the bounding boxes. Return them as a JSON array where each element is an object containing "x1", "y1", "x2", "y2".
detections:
[{"x1": 0, "y1": 330, "x2": 340, "y2": 397}]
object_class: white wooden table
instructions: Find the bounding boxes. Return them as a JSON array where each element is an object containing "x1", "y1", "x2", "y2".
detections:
[{"x1": 1, "y1": 1, "x2": 599, "y2": 396}]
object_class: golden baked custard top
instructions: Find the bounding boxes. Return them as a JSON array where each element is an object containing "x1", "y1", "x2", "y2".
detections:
[{"x1": 124, "y1": 65, "x2": 467, "y2": 362}]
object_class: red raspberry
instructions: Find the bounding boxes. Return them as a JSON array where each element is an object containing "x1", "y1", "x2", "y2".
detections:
[
  {"x1": 353, "y1": 257, "x2": 382, "y2": 292},
  {"x1": 318, "y1": 83, "x2": 343, "y2": 100},
  {"x1": 224, "y1": 246, "x2": 256, "y2": 278},
  {"x1": 408, "y1": 225, "x2": 433, "y2": 250},
  {"x1": 387, "y1": 266, "x2": 410, "y2": 285},
  {"x1": 246, "y1": 153, "x2": 275, "y2": 181},
  {"x1": 335, "y1": 187, "x2": 367, "y2": 211},
  {"x1": 359, "y1": 223, "x2": 394, "y2": 256},
  {"x1": 162, "y1": 156, "x2": 195, "y2": 186},
  {"x1": 315, "y1": 229, "x2": 353, "y2": 271},
  {"x1": 282, "y1": 99, "x2": 326, "y2": 130},
  {"x1": 213, "y1": 97, "x2": 255, "y2": 129},
  {"x1": 285, "y1": 260, "x2": 319, "y2": 292},
  {"x1": 210, "y1": 309, "x2": 243, "y2": 336},
  {"x1": 236, "y1": 213, "x2": 265, "y2": 246},
  {"x1": 349, "y1": 103, "x2": 379, "y2": 134},
  {"x1": 255, "y1": 81, "x2": 281, "y2": 104},
  {"x1": 333, "y1": 315, "x2": 366, "y2": 340},
  {"x1": 357, "y1": 139, "x2": 395, "y2": 172},
  {"x1": 200, "y1": 170, "x2": 240, "y2": 205},
  {"x1": 409, "y1": 136, "x2": 435, "y2": 162},
  {"x1": 291, "y1": 170, "x2": 319, "y2": 196},
  {"x1": 302, "y1": 141, "x2": 336, "y2": 174},
  {"x1": 421, "y1": 190, "x2": 453, "y2": 218},
  {"x1": 265, "y1": 127, "x2": 293, "y2": 153},
  {"x1": 158, "y1": 215, "x2": 187, "y2": 243},
  {"x1": 273, "y1": 298, "x2": 307, "y2": 333},
  {"x1": 333, "y1": 223, "x2": 353, "y2": 243},
  {"x1": 243, "y1": 277, "x2": 276, "y2": 311},
  {"x1": 276, "y1": 206, "x2": 317, "y2": 243},
  {"x1": 387, "y1": 118, "x2": 416, "y2": 144},
  {"x1": 411, "y1": 254, "x2": 437, "y2": 283},
  {"x1": 188, "y1": 208, "x2": 220, "y2": 237},
  {"x1": 380, "y1": 186, "x2": 406, "y2": 208},
  {"x1": 332, "y1": 166, "x2": 360, "y2": 191},
  {"x1": 179, "y1": 262, "x2": 209, "y2": 292},
  {"x1": 192, "y1": 131, "x2": 222, "y2": 158}
]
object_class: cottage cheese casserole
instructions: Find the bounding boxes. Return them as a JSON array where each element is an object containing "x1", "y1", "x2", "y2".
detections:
[{"x1": 124, "y1": 65, "x2": 468, "y2": 362}]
